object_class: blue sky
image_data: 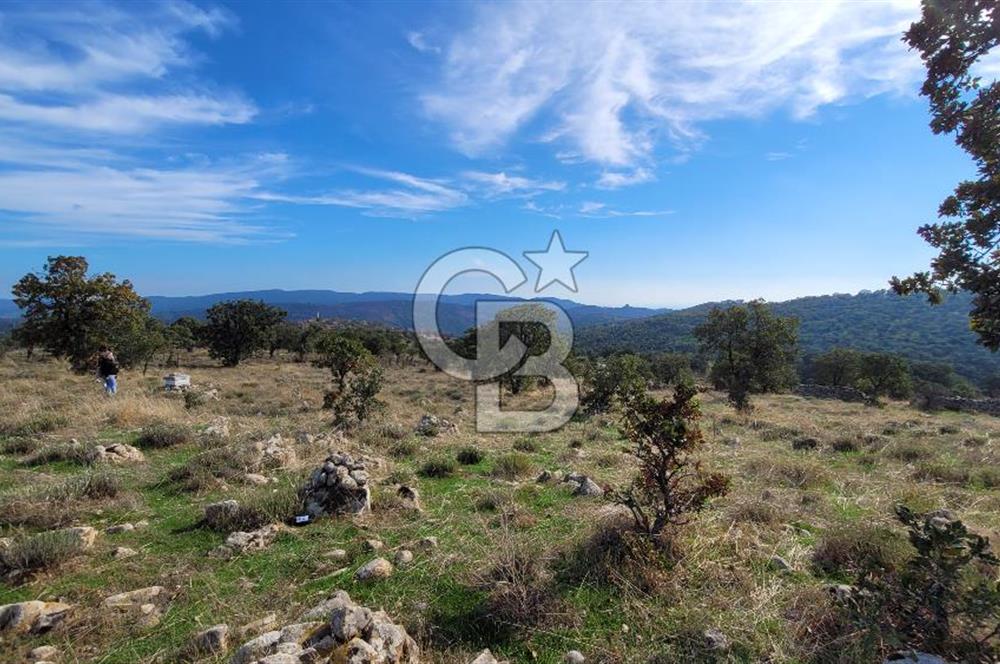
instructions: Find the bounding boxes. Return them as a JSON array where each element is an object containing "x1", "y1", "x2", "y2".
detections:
[{"x1": 0, "y1": 0, "x2": 982, "y2": 307}]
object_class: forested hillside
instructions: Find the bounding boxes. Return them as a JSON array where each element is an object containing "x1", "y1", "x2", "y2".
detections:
[{"x1": 575, "y1": 291, "x2": 1000, "y2": 387}]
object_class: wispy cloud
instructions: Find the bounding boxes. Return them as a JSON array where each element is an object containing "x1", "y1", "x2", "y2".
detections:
[
  {"x1": 765, "y1": 152, "x2": 793, "y2": 162},
  {"x1": 256, "y1": 168, "x2": 469, "y2": 217},
  {"x1": 596, "y1": 167, "x2": 655, "y2": 189},
  {"x1": 421, "y1": 1, "x2": 921, "y2": 166},
  {"x1": 461, "y1": 171, "x2": 565, "y2": 197},
  {"x1": 0, "y1": 1, "x2": 253, "y2": 134},
  {"x1": 407, "y1": 31, "x2": 440, "y2": 54},
  {"x1": 578, "y1": 201, "x2": 672, "y2": 218}
]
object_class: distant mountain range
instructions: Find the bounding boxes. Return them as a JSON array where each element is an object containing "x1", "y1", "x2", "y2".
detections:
[
  {"x1": 0, "y1": 290, "x2": 666, "y2": 337},
  {"x1": 2, "y1": 288, "x2": 998, "y2": 386}
]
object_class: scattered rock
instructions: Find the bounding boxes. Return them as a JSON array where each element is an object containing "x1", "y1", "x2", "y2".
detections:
[
  {"x1": 415, "y1": 415, "x2": 458, "y2": 437},
  {"x1": 238, "y1": 613, "x2": 278, "y2": 638},
  {"x1": 703, "y1": 628, "x2": 729, "y2": 651},
  {"x1": 295, "y1": 432, "x2": 316, "y2": 445},
  {"x1": 204, "y1": 417, "x2": 232, "y2": 438},
  {"x1": 564, "y1": 650, "x2": 585, "y2": 663},
  {"x1": 0, "y1": 601, "x2": 72, "y2": 634},
  {"x1": 243, "y1": 473, "x2": 270, "y2": 486},
  {"x1": 252, "y1": 434, "x2": 297, "y2": 469},
  {"x1": 112, "y1": 546, "x2": 137, "y2": 559},
  {"x1": 189, "y1": 624, "x2": 230, "y2": 658},
  {"x1": 106, "y1": 523, "x2": 135, "y2": 535},
  {"x1": 230, "y1": 590, "x2": 417, "y2": 663},
  {"x1": 300, "y1": 452, "x2": 372, "y2": 518},
  {"x1": 884, "y1": 652, "x2": 950, "y2": 664},
  {"x1": 535, "y1": 470, "x2": 553, "y2": 483},
  {"x1": 396, "y1": 485, "x2": 422, "y2": 511},
  {"x1": 769, "y1": 555, "x2": 793, "y2": 573},
  {"x1": 722, "y1": 436, "x2": 741, "y2": 447},
  {"x1": 216, "y1": 524, "x2": 282, "y2": 558},
  {"x1": 325, "y1": 549, "x2": 348, "y2": 561},
  {"x1": 562, "y1": 473, "x2": 604, "y2": 497},
  {"x1": 470, "y1": 649, "x2": 508, "y2": 664},
  {"x1": 60, "y1": 526, "x2": 98, "y2": 551},
  {"x1": 355, "y1": 557, "x2": 393, "y2": 582},
  {"x1": 88, "y1": 443, "x2": 145, "y2": 465},
  {"x1": 393, "y1": 549, "x2": 413, "y2": 565},
  {"x1": 29, "y1": 645, "x2": 60, "y2": 661},
  {"x1": 364, "y1": 539, "x2": 383, "y2": 551},
  {"x1": 825, "y1": 584, "x2": 857, "y2": 602},
  {"x1": 205, "y1": 500, "x2": 241, "y2": 530},
  {"x1": 102, "y1": 586, "x2": 166, "y2": 627}
]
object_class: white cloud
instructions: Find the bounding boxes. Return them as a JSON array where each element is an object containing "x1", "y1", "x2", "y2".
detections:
[
  {"x1": 422, "y1": 1, "x2": 922, "y2": 166},
  {"x1": 578, "y1": 201, "x2": 671, "y2": 218},
  {"x1": 461, "y1": 170, "x2": 565, "y2": 197},
  {"x1": 765, "y1": 152, "x2": 793, "y2": 161},
  {"x1": 0, "y1": 153, "x2": 289, "y2": 243},
  {"x1": 0, "y1": 1, "x2": 253, "y2": 134},
  {"x1": 407, "y1": 31, "x2": 440, "y2": 54},
  {"x1": 256, "y1": 168, "x2": 469, "y2": 217},
  {"x1": 596, "y1": 167, "x2": 655, "y2": 189}
]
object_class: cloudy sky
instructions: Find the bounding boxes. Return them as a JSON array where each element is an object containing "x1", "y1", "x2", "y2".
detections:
[{"x1": 0, "y1": 0, "x2": 978, "y2": 307}]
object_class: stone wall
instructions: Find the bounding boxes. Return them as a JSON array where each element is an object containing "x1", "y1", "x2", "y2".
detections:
[
  {"x1": 922, "y1": 395, "x2": 1000, "y2": 417},
  {"x1": 795, "y1": 383, "x2": 872, "y2": 404}
]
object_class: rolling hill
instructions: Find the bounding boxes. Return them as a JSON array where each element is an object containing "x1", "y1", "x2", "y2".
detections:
[{"x1": 574, "y1": 290, "x2": 1000, "y2": 387}]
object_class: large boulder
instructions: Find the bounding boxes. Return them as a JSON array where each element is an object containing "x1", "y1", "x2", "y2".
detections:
[
  {"x1": 230, "y1": 590, "x2": 417, "y2": 664},
  {"x1": 561, "y1": 473, "x2": 604, "y2": 497},
  {"x1": 300, "y1": 452, "x2": 371, "y2": 518},
  {"x1": 0, "y1": 601, "x2": 72, "y2": 634}
]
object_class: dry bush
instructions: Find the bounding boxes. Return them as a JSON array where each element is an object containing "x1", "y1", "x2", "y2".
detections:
[
  {"x1": 913, "y1": 462, "x2": 971, "y2": 485},
  {"x1": 728, "y1": 497, "x2": 781, "y2": 525},
  {"x1": 557, "y1": 517, "x2": 677, "y2": 594},
  {"x1": 0, "y1": 471, "x2": 124, "y2": 528},
  {"x1": 167, "y1": 444, "x2": 262, "y2": 492},
  {"x1": 490, "y1": 453, "x2": 533, "y2": 480},
  {"x1": 830, "y1": 436, "x2": 861, "y2": 453},
  {"x1": 0, "y1": 411, "x2": 68, "y2": 437},
  {"x1": 388, "y1": 439, "x2": 417, "y2": 458},
  {"x1": 786, "y1": 586, "x2": 877, "y2": 663},
  {"x1": 512, "y1": 437, "x2": 538, "y2": 452},
  {"x1": 0, "y1": 437, "x2": 40, "y2": 456},
  {"x1": 23, "y1": 441, "x2": 92, "y2": 466},
  {"x1": 204, "y1": 480, "x2": 299, "y2": 532},
  {"x1": 885, "y1": 440, "x2": 935, "y2": 462},
  {"x1": 811, "y1": 525, "x2": 908, "y2": 578},
  {"x1": 136, "y1": 422, "x2": 193, "y2": 449},
  {"x1": 747, "y1": 458, "x2": 828, "y2": 490},
  {"x1": 0, "y1": 528, "x2": 88, "y2": 574}
]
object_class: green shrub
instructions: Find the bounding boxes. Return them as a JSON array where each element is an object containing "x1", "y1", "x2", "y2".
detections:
[
  {"x1": 137, "y1": 422, "x2": 193, "y2": 449},
  {"x1": 456, "y1": 446, "x2": 484, "y2": 465},
  {"x1": 23, "y1": 441, "x2": 91, "y2": 466},
  {"x1": 420, "y1": 457, "x2": 457, "y2": 478},
  {"x1": 389, "y1": 440, "x2": 417, "y2": 459},
  {"x1": 512, "y1": 437, "x2": 538, "y2": 453},
  {"x1": 811, "y1": 525, "x2": 907, "y2": 577}
]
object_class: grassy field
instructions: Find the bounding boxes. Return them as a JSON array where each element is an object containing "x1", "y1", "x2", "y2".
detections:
[{"x1": 1, "y1": 351, "x2": 998, "y2": 663}]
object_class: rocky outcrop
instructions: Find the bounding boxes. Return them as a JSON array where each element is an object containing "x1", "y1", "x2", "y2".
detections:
[
  {"x1": 230, "y1": 590, "x2": 418, "y2": 664},
  {"x1": 215, "y1": 524, "x2": 282, "y2": 558},
  {"x1": 102, "y1": 585, "x2": 167, "y2": 628},
  {"x1": 562, "y1": 472, "x2": 604, "y2": 497},
  {"x1": 300, "y1": 452, "x2": 372, "y2": 518},
  {"x1": 87, "y1": 443, "x2": 145, "y2": 465},
  {"x1": 250, "y1": 434, "x2": 297, "y2": 470},
  {"x1": 0, "y1": 601, "x2": 72, "y2": 634}
]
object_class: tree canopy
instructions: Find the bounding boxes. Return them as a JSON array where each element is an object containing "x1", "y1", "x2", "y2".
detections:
[
  {"x1": 203, "y1": 299, "x2": 287, "y2": 367},
  {"x1": 892, "y1": 1, "x2": 1000, "y2": 351}
]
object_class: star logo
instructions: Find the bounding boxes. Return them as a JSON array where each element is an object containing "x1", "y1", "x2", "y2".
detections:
[{"x1": 523, "y1": 230, "x2": 588, "y2": 293}]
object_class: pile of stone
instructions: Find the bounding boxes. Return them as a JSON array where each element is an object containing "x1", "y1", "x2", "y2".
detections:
[
  {"x1": 300, "y1": 452, "x2": 371, "y2": 518},
  {"x1": 204, "y1": 417, "x2": 232, "y2": 439},
  {"x1": 87, "y1": 442, "x2": 144, "y2": 465},
  {"x1": 415, "y1": 415, "x2": 458, "y2": 437},
  {"x1": 229, "y1": 590, "x2": 418, "y2": 664},
  {"x1": 560, "y1": 472, "x2": 604, "y2": 497}
]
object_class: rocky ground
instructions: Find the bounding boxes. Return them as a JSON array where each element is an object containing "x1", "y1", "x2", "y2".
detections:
[{"x1": 0, "y1": 352, "x2": 998, "y2": 662}]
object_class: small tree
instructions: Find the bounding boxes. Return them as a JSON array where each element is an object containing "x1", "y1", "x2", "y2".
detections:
[
  {"x1": 268, "y1": 321, "x2": 301, "y2": 358},
  {"x1": 611, "y1": 384, "x2": 729, "y2": 537},
  {"x1": 694, "y1": 300, "x2": 799, "y2": 410},
  {"x1": 646, "y1": 352, "x2": 695, "y2": 389},
  {"x1": 809, "y1": 348, "x2": 864, "y2": 387},
  {"x1": 203, "y1": 300, "x2": 286, "y2": 367},
  {"x1": 168, "y1": 317, "x2": 205, "y2": 352},
  {"x1": 857, "y1": 353, "x2": 912, "y2": 400},
  {"x1": 581, "y1": 353, "x2": 649, "y2": 415},
  {"x1": 315, "y1": 332, "x2": 384, "y2": 426},
  {"x1": 12, "y1": 256, "x2": 151, "y2": 371},
  {"x1": 115, "y1": 315, "x2": 168, "y2": 374}
]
